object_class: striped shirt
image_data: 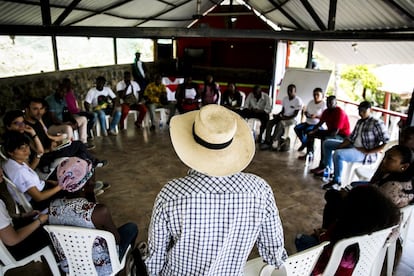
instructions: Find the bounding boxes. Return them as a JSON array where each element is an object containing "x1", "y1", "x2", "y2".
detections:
[{"x1": 146, "y1": 170, "x2": 287, "y2": 276}]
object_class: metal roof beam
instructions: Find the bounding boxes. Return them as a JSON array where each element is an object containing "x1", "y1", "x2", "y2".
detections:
[
  {"x1": 299, "y1": 0, "x2": 326, "y2": 31},
  {"x1": 267, "y1": 0, "x2": 305, "y2": 29},
  {"x1": 383, "y1": 0, "x2": 414, "y2": 24},
  {"x1": 40, "y1": 0, "x2": 51, "y2": 26},
  {"x1": 53, "y1": 0, "x2": 82, "y2": 26},
  {"x1": 68, "y1": 0, "x2": 132, "y2": 26},
  {"x1": 1, "y1": 25, "x2": 413, "y2": 41},
  {"x1": 327, "y1": 0, "x2": 337, "y2": 30}
]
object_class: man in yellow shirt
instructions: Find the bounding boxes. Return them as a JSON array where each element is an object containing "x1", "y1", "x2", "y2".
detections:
[{"x1": 144, "y1": 75, "x2": 167, "y2": 131}]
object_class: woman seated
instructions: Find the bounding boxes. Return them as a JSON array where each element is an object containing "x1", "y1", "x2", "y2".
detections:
[
  {"x1": 175, "y1": 76, "x2": 200, "y2": 113},
  {"x1": 0, "y1": 168, "x2": 50, "y2": 260},
  {"x1": 2, "y1": 110, "x2": 45, "y2": 170},
  {"x1": 2, "y1": 132, "x2": 64, "y2": 211},
  {"x1": 295, "y1": 185, "x2": 400, "y2": 275},
  {"x1": 47, "y1": 157, "x2": 144, "y2": 274}
]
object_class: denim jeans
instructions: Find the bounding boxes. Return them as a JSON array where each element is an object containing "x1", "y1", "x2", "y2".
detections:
[
  {"x1": 294, "y1": 123, "x2": 319, "y2": 153},
  {"x1": 118, "y1": 222, "x2": 138, "y2": 260},
  {"x1": 322, "y1": 137, "x2": 345, "y2": 170},
  {"x1": 94, "y1": 108, "x2": 121, "y2": 133},
  {"x1": 333, "y1": 147, "x2": 366, "y2": 183}
]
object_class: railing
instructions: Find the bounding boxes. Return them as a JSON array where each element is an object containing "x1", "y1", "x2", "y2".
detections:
[{"x1": 337, "y1": 98, "x2": 407, "y2": 141}]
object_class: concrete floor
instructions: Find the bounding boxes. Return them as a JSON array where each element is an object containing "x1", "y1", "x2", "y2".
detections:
[{"x1": 5, "y1": 116, "x2": 414, "y2": 275}]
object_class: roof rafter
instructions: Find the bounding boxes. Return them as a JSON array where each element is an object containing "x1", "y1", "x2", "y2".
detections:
[
  {"x1": 382, "y1": 0, "x2": 414, "y2": 24},
  {"x1": 68, "y1": 0, "x2": 133, "y2": 26},
  {"x1": 136, "y1": 0, "x2": 193, "y2": 26},
  {"x1": 53, "y1": 0, "x2": 82, "y2": 26},
  {"x1": 40, "y1": 0, "x2": 51, "y2": 26},
  {"x1": 327, "y1": 0, "x2": 337, "y2": 30},
  {"x1": 299, "y1": 0, "x2": 326, "y2": 31},
  {"x1": 267, "y1": 0, "x2": 305, "y2": 29}
]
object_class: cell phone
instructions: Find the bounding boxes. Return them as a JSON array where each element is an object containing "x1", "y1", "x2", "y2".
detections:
[{"x1": 33, "y1": 208, "x2": 49, "y2": 219}]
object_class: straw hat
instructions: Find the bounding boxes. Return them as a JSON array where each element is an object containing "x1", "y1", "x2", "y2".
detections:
[
  {"x1": 57, "y1": 157, "x2": 94, "y2": 192},
  {"x1": 170, "y1": 105, "x2": 255, "y2": 177}
]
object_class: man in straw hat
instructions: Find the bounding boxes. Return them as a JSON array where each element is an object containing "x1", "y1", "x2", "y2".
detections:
[{"x1": 145, "y1": 105, "x2": 287, "y2": 275}]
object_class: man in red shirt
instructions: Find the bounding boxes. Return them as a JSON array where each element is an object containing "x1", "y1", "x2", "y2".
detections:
[{"x1": 308, "y1": 96, "x2": 351, "y2": 175}]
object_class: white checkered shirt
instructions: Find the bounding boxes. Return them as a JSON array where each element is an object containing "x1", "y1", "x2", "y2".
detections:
[{"x1": 145, "y1": 170, "x2": 287, "y2": 275}]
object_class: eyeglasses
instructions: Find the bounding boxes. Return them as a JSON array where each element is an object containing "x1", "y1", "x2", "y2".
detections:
[{"x1": 12, "y1": 121, "x2": 25, "y2": 127}]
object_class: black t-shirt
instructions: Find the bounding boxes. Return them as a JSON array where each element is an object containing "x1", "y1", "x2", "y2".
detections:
[{"x1": 24, "y1": 120, "x2": 52, "y2": 150}]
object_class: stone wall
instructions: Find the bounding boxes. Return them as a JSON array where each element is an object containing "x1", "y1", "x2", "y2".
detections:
[{"x1": 0, "y1": 63, "x2": 160, "y2": 115}]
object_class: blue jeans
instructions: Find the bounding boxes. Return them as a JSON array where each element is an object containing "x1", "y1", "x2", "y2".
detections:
[
  {"x1": 118, "y1": 222, "x2": 138, "y2": 260},
  {"x1": 94, "y1": 108, "x2": 121, "y2": 133},
  {"x1": 333, "y1": 147, "x2": 366, "y2": 183},
  {"x1": 294, "y1": 123, "x2": 318, "y2": 153},
  {"x1": 322, "y1": 137, "x2": 345, "y2": 170}
]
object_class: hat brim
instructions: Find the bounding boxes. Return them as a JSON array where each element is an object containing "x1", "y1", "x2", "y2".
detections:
[{"x1": 170, "y1": 110, "x2": 255, "y2": 177}]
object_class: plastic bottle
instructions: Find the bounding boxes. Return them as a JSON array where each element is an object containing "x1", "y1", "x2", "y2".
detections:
[
  {"x1": 305, "y1": 152, "x2": 313, "y2": 167},
  {"x1": 322, "y1": 166, "x2": 330, "y2": 182}
]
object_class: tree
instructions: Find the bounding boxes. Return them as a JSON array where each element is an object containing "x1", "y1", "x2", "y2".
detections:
[{"x1": 340, "y1": 65, "x2": 383, "y2": 105}]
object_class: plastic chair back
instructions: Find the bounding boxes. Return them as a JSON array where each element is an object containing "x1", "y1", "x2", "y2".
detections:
[
  {"x1": 44, "y1": 225, "x2": 129, "y2": 276},
  {"x1": 244, "y1": 241, "x2": 329, "y2": 276},
  {"x1": 322, "y1": 226, "x2": 395, "y2": 276},
  {"x1": 2, "y1": 174, "x2": 33, "y2": 213},
  {"x1": 386, "y1": 205, "x2": 414, "y2": 275},
  {"x1": 262, "y1": 241, "x2": 330, "y2": 276},
  {"x1": 0, "y1": 239, "x2": 60, "y2": 275}
]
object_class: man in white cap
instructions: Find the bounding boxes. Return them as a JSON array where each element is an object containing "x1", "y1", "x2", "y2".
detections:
[{"x1": 146, "y1": 105, "x2": 287, "y2": 275}]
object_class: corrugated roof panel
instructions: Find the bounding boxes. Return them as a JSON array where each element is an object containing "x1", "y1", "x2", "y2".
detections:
[
  {"x1": 0, "y1": 2, "x2": 42, "y2": 25},
  {"x1": 139, "y1": 20, "x2": 191, "y2": 28},
  {"x1": 72, "y1": 14, "x2": 140, "y2": 27},
  {"x1": 73, "y1": 0, "x2": 116, "y2": 10},
  {"x1": 157, "y1": 1, "x2": 212, "y2": 20},
  {"x1": 109, "y1": 0, "x2": 168, "y2": 18},
  {"x1": 315, "y1": 41, "x2": 414, "y2": 64},
  {"x1": 335, "y1": 0, "x2": 411, "y2": 30}
]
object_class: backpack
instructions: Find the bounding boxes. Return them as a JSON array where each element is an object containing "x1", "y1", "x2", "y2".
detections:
[{"x1": 278, "y1": 137, "x2": 291, "y2": 152}]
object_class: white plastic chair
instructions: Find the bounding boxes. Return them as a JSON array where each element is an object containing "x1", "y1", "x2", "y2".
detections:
[
  {"x1": 386, "y1": 205, "x2": 414, "y2": 276},
  {"x1": 2, "y1": 174, "x2": 33, "y2": 213},
  {"x1": 342, "y1": 140, "x2": 398, "y2": 187},
  {"x1": 0, "y1": 240, "x2": 60, "y2": 275},
  {"x1": 244, "y1": 241, "x2": 329, "y2": 276},
  {"x1": 44, "y1": 225, "x2": 130, "y2": 276},
  {"x1": 95, "y1": 115, "x2": 119, "y2": 136},
  {"x1": 322, "y1": 226, "x2": 396, "y2": 276},
  {"x1": 239, "y1": 91, "x2": 246, "y2": 108}
]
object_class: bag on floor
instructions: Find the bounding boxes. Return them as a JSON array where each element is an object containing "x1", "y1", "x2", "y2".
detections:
[{"x1": 278, "y1": 137, "x2": 291, "y2": 152}]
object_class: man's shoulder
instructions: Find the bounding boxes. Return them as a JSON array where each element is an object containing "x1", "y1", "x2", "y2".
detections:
[{"x1": 159, "y1": 172, "x2": 270, "y2": 199}]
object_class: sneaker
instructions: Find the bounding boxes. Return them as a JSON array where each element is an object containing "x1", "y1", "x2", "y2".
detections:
[
  {"x1": 102, "y1": 131, "x2": 108, "y2": 137},
  {"x1": 94, "y1": 182, "x2": 104, "y2": 193},
  {"x1": 138, "y1": 241, "x2": 149, "y2": 261},
  {"x1": 259, "y1": 143, "x2": 271, "y2": 151},
  {"x1": 312, "y1": 168, "x2": 325, "y2": 175},
  {"x1": 297, "y1": 144, "x2": 306, "y2": 152},
  {"x1": 87, "y1": 136, "x2": 94, "y2": 141},
  {"x1": 321, "y1": 181, "x2": 340, "y2": 190},
  {"x1": 95, "y1": 189, "x2": 104, "y2": 196},
  {"x1": 310, "y1": 166, "x2": 323, "y2": 173},
  {"x1": 95, "y1": 160, "x2": 108, "y2": 168},
  {"x1": 85, "y1": 143, "x2": 96, "y2": 150},
  {"x1": 134, "y1": 121, "x2": 141, "y2": 129},
  {"x1": 109, "y1": 129, "x2": 118, "y2": 136},
  {"x1": 150, "y1": 125, "x2": 156, "y2": 131}
]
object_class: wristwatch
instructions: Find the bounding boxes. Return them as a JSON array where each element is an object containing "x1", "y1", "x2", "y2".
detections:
[{"x1": 36, "y1": 153, "x2": 43, "y2": 159}]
